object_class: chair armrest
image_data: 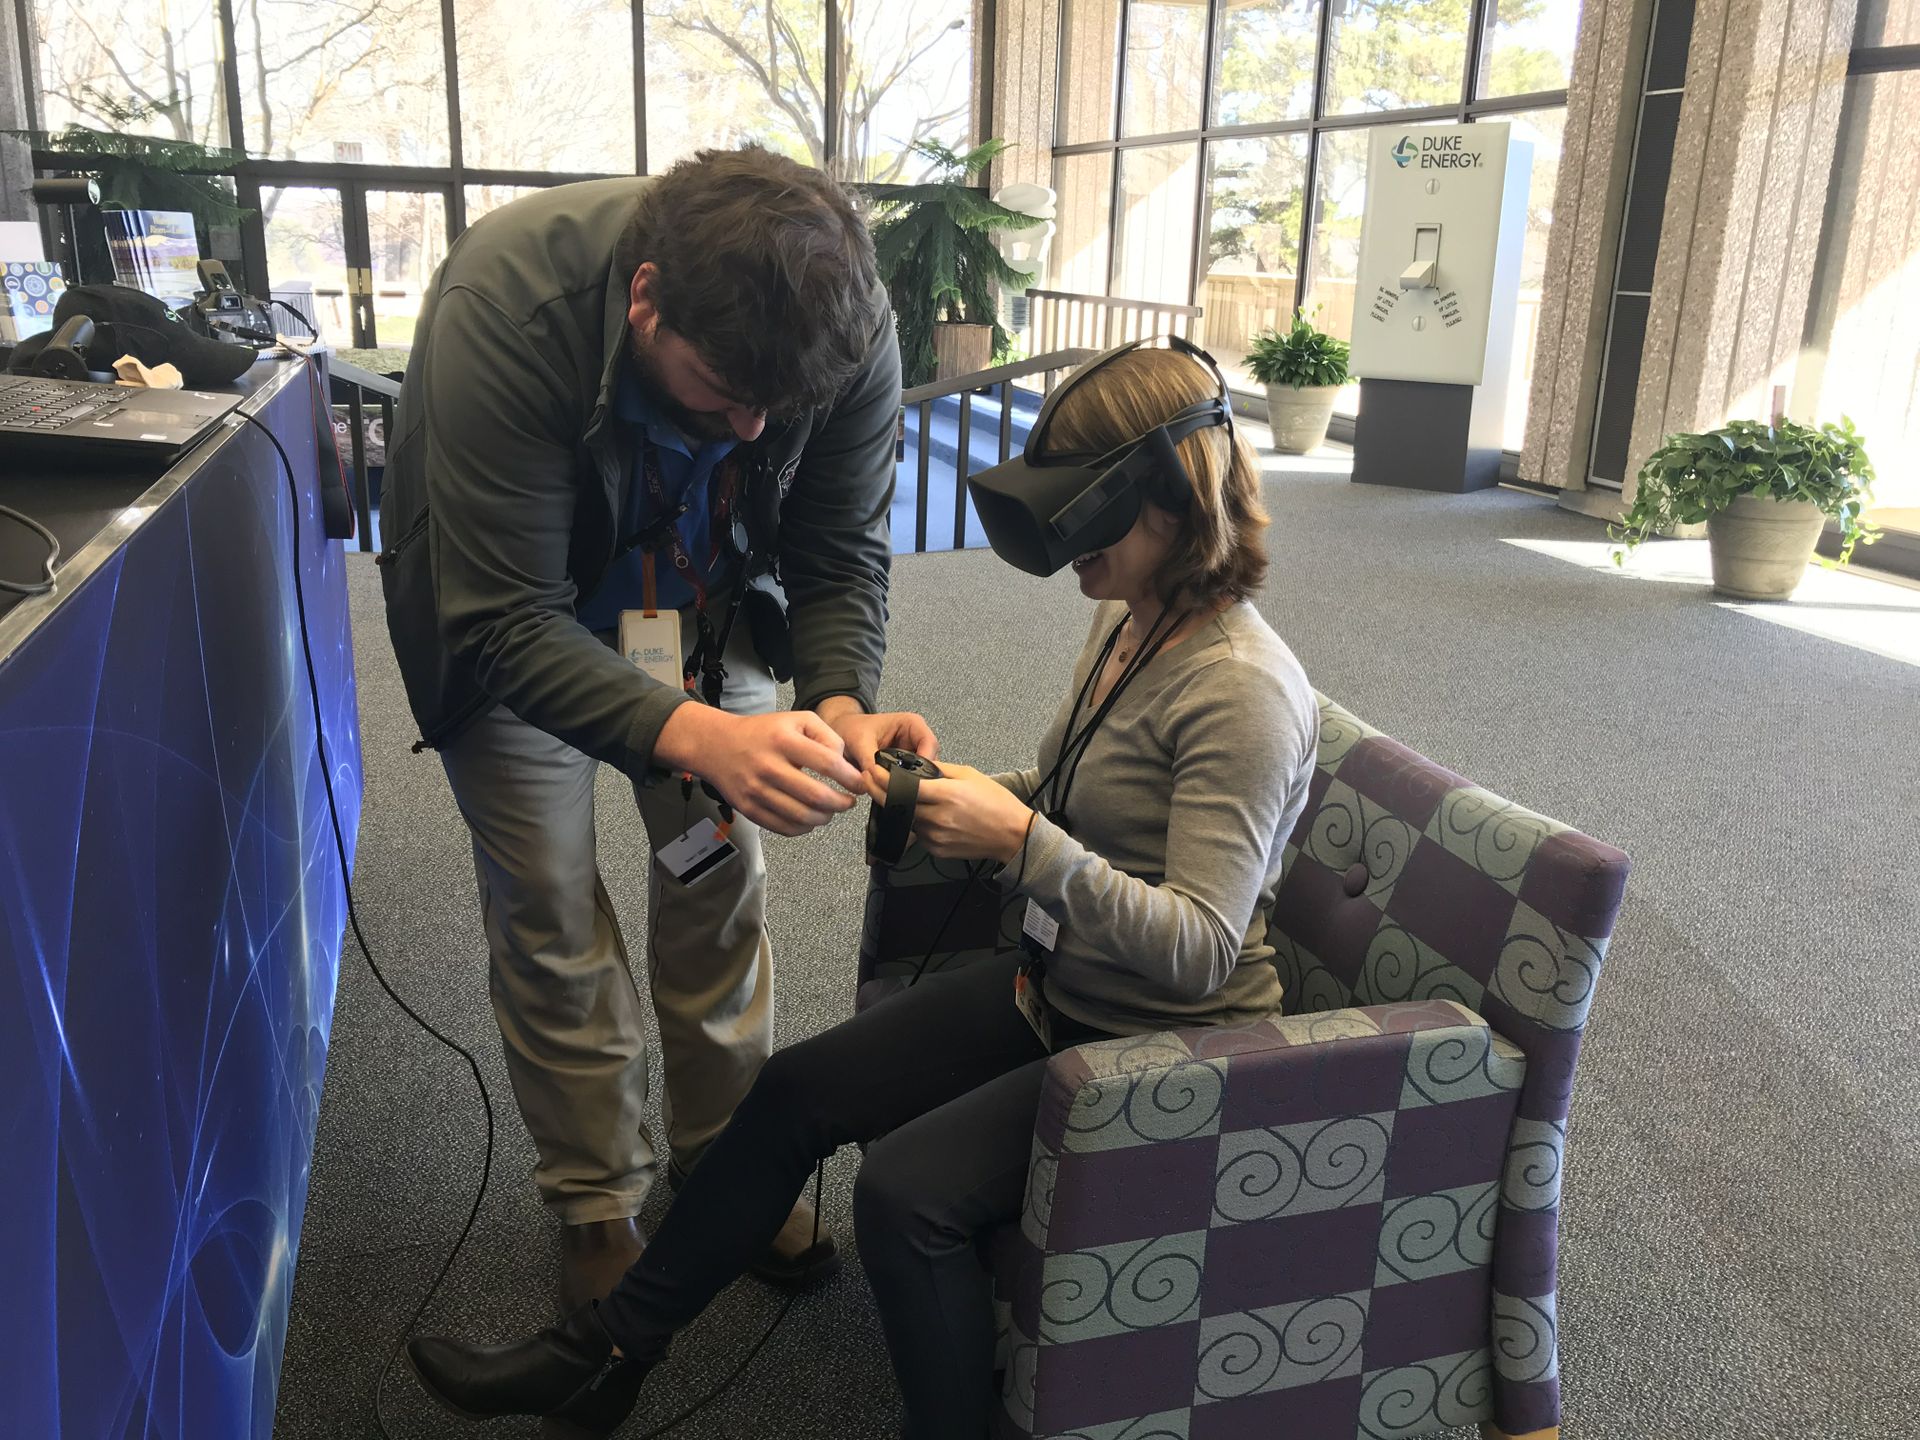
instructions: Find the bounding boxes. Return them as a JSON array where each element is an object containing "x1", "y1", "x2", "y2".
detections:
[{"x1": 999, "y1": 1000, "x2": 1526, "y2": 1439}]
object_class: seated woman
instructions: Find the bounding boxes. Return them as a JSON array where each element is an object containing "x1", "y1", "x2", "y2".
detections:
[{"x1": 406, "y1": 339, "x2": 1321, "y2": 1439}]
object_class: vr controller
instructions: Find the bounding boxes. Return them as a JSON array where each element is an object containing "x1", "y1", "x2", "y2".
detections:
[{"x1": 865, "y1": 746, "x2": 941, "y2": 867}]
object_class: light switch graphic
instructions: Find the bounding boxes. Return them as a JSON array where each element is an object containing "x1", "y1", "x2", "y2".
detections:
[{"x1": 1400, "y1": 224, "x2": 1441, "y2": 290}]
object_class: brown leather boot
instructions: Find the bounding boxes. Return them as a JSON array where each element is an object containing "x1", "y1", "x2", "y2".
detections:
[
  {"x1": 667, "y1": 1162, "x2": 840, "y2": 1290},
  {"x1": 558, "y1": 1217, "x2": 647, "y2": 1315}
]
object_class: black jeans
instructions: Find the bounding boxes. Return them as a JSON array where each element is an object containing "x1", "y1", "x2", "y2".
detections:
[{"x1": 597, "y1": 951, "x2": 1113, "y2": 1439}]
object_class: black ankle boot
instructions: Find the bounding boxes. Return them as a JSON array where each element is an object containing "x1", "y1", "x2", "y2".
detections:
[{"x1": 407, "y1": 1303, "x2": 662, "y2": 1435}]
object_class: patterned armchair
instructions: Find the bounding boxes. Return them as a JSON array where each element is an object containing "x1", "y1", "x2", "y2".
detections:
[{"x1": 857, "y1": 694, "x2": 1629, "y2": 1440}]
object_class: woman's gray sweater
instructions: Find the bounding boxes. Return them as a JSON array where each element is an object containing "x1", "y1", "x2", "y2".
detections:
[{"x1": 997, "y1": 599, "x2": 1318, "y2": 1036}]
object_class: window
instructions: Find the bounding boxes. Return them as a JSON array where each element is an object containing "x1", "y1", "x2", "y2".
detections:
[
  {"x1": 1493, "y1": 107, "x2": 1565, "y2": 447},
  {"x1": 261, "y1": 186, "x2": 351, "y2": 347},
  {"x1": 643, "y1": 0, "x2": 827, "y2": 173},
  {"x1": 455, "y1": 0, "x2": 635, "y2": 174},
  {"x1": 234, "y1": 0, "x2": 450, "y2": 165},
  {"x1": 364, "y1": 190, "x2": 449, "y2": 350},
  {"x1": 32, "y1": 4, "x2": 229, "y2": 146},
  {"x1": 840, "y1": 0, "x2": 974, "y2": 182},
  {"x1": 1060, "y1": 0, "x2": 1126, "y2": 144},
  {"x1": 1212, "y1": 0, "x2": 1320, "y2": 126},
  {"x1": 1799, "y1": 69, "x2": 1920, "y2": 529},
  {"x1": 1478, "y1": 0, "x2": 1582, "y2": 98},
  {"x1": 1303, "y1": 127, "x2": 1367, "y2": 343},
  {"x1": 1114, "y1": 144, "x2": 1200, "y2": 304},
  {"x1": 1121, "y1": 0, "x2": 1210, "y2": 136},
  {"x1": 1051, "y1": 0, "x2": 1580, "y2": 442},
  {"x1": 1200, "y1": 134, "x2": 1310, "y2": 383},
  {"x1": 1052, "y1": 153, "x2": 1116, "y2": 294},
  {"x1": 1324, "y1": 0, "x2": 1469, "y2": 116}
]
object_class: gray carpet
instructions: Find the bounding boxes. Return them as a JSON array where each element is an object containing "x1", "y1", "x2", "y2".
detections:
[{"x1": 274, "y1": 444, "x2": 1920, "y2": 1438}]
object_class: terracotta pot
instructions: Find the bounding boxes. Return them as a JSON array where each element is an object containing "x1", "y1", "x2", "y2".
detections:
[
  {"x1": 1705, "y1": 494, "x2": 1826, "y2": 600},
  {"x1": 1265, "y1": 383, "x2": 1339, "y2": 454}
]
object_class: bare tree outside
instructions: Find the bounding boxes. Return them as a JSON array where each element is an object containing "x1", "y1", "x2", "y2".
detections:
[{"x1": 644, "y1": 0, "x2": 973, "y2": 182}]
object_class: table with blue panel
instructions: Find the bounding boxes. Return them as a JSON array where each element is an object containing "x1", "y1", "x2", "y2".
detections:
[{"x1": 0, "y1": 358, "x2": 361, "y2": 1438}]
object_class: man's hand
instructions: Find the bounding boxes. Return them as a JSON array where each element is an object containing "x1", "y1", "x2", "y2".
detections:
[
  {"x1": 655, "y1": 706, "x2": 864, "y2": 838},
  {"x1": 908, "y1": 763, "x2": 1035, "y2": 865},
  {"x1": 816, "y1": 697, "x2": 938, "y2": 789}
]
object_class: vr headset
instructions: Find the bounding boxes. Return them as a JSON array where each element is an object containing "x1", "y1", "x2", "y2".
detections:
[{"x1": 966, "y1": 334, "x2": 1235, "y2": 577}]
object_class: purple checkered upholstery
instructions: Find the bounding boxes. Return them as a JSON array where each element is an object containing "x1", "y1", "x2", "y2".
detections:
[{"x1": 857, "y1": 694, "x2": 1629, "y2": 1440}]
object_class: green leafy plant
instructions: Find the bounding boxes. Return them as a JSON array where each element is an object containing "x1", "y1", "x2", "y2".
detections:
[
  {"x1": 1611, "y1": 416, "x2": 1880, "y2": 564},
  {"x1": 1244, "y1": 309, "x2": 1351, "y2": 389},
  {"x1": 9, "y1": 118, "x2": 253, "y2": 227},
  {"x1": 861, "y1": 139, "x2": 1039, "y2": 387}
]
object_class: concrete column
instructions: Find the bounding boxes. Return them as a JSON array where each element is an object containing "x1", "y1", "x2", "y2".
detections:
[
  {"x1": 1626, "y1": 0, "x2": 1858, "y2": 498},
  {"x1": 1520, "y1": 0, "x2": 1654, "y2": 492},
  {"x1": 989, "y1": 0, "x2": 1060, "y2": 194},
  {"x1": 0, "y1": 0, "x2": 34, "y2": 222}
]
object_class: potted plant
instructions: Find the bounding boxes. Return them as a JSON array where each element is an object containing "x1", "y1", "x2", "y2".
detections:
[
  {"x1": 1245, "y1": 309, "x2": 1350, "y2": 454},
  {"x1": 1611, "y1": 416, "x2": 1879, "y2": 600},
  {"x1": 864, "y1": 139, "x2": 1040, "y2": 387}
]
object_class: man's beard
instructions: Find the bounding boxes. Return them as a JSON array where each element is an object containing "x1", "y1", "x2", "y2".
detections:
[{"x1": 629, "y1": 332, "x2": 742, "y2": 443}]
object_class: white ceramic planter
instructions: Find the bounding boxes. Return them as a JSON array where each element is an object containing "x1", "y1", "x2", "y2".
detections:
[
  {"x1": 1705, "y1": 493, "x2": 1826, "y2": 600},
  {"x1": 1265, "y1": 383, "x2": 1339, "y2": 455}
]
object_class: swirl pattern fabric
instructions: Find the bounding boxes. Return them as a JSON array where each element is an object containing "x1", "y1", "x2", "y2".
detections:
[
  {"x1": 857, "y1": 693, "x2": 1629, "y2": 1440},
  {"x1": 1000, "y1": 1003, "x2": 1525, "y2": 1439}
]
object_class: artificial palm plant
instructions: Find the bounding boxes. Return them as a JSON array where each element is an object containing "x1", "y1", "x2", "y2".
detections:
[{"x1": 863, "y1": 139, "x2": 1039, "y2": 387}]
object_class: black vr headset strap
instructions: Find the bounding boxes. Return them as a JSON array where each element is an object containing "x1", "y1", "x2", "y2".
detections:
[{"x1": 870, "y1": 762, "x2": 923, "y2": 867}]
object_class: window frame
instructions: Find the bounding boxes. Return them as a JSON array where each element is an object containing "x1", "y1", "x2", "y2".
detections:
[
  {"x1": 17, "y1": 0, "x2": 998, "y2": 289},
  {"x1": 1051, "y1": 0, "x2": 1571, "y2": 315}
]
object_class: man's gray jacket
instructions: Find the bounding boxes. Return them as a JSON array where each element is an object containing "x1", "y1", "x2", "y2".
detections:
[{"x1": 378, "y1": 179, "x2": 899, "y2": 778}]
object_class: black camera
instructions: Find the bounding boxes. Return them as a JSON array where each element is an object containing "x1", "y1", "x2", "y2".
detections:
[
  {"x1": 194, "y1": 260, "x2": 277, "y2": 346},
  {"x1": 866, "y1": 747, "x2": 941, "y2": 867}
]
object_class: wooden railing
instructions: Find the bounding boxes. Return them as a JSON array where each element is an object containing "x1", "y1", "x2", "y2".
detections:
[
  {"x1": 1025, "y1": 289, "x2": 1204, "y2": 362},
  {"x1": 898, "y1": 348, "x2": 1098, "y2": 553}
]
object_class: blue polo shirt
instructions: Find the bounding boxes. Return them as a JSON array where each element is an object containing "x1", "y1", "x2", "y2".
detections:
[{"x1": 577, "y1": 369, "x2": 739, "y2": 633}]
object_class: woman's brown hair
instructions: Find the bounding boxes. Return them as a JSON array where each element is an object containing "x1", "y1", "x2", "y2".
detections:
[{"x1": 1042, "y1": 345, "x2": 1270, "y2": 607}]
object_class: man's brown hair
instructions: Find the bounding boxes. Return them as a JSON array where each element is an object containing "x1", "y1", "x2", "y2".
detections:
[{"x1": 622, "y1": 145, "x2": 884, "y2": 415}]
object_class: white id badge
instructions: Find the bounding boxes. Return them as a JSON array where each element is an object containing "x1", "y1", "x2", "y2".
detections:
[
  {"x1": 1022, "y1": 898, "x2": 1060, "y2": 953},
  {"x1": 620, "y1": 610, "x2": 683, "y2": 690},
  {"x1": 657, "y1": 818, "x2": 739, "y2": 886}
]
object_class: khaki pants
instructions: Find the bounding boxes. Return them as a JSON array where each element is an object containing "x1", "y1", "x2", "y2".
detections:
[{"x1": 439, "y1": 607, "x2": 775, "y2": 1224}]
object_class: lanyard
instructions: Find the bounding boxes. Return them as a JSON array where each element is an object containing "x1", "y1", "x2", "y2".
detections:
[
  {"x1": 631, "y1": 443, "x2": 749, "y2": 704},
  {"x1": 641, "y1": 444, "x2": 712, "y2": 616},
  {"x1": 1042, "y1": 605, "x2": 1186, "y2": 830}
]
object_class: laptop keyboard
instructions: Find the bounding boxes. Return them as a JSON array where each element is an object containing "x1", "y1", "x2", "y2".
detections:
[{"x1": 0, "y1": 377, "x2": 136, "y2": 431}]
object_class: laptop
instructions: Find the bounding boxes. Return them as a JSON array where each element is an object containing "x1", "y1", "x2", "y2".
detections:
[{"x1": 0, "y1": 373, "x2": 243, "y2": 463}]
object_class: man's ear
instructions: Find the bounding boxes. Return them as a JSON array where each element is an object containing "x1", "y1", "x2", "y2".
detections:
[{"x1": 628, "y1": 262, "x2": 659, "y2": 338}]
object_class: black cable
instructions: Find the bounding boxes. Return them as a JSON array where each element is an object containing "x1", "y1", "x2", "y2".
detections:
[
  {"x1": 269, "y1": 297, "x2": 321, "y2": 340},
  {"x1": 237, "y1": 404, "x2": 496, "y2": 1440},
  {"x1": 0, "y1": 504, "x2": 60, "y2": 596}
]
